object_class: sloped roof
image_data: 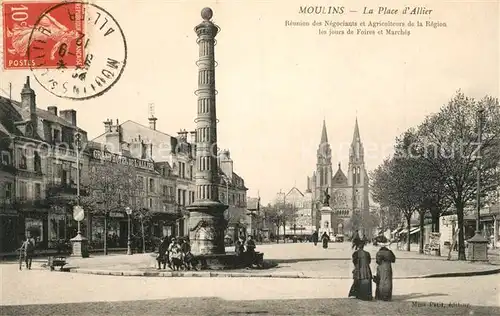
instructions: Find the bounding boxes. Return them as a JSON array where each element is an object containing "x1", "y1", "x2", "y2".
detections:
[
  {"x1": 333, "y1": 163, "x2": 348, "y2": 184},
  {"x1": 286, "y1": 187, "x2": 304, "y2": 197}
]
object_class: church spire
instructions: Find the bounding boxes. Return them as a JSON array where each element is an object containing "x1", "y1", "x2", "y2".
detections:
[
  {"x1": 352, "y1": 116, "x2": 360, "y2": 143},
  {"x1": 321, "y1": 119, "x2": 328, "y2": 143}
]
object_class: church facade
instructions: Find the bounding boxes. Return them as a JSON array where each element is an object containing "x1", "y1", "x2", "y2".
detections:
[{"x1": 306, "y1": 118, "x2": 370, "y2": 237}]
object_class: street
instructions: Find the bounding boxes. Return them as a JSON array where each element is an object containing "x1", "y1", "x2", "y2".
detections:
[{"x1": 1, "y1": 242, "x2": 499, "y2": 315}]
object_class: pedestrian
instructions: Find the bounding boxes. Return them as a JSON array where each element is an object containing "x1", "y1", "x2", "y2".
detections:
[
  {"x1": 374, "y1": 242, "x2": 396, "y2": 301},
  {"x1": 348, "y1": 240, "x2": 373, "y2": 301},
  {"x1": 321, "y1": 232, "x2": 330, "y2": 249},
  {"x1": 19, "y1": 236, "x2": 35, "y2": 270},
  {"x1": 352, "y1": 230, "x2": 361, "y2": 250},
  {"x1": 312, "y1": 230, "x2": 319, "y2": 246},
  {"x1": 156, "y1": 237, "x2": 169, "y2": 270},
  {"x1": 245, "y1": 235, "x2": 256, "y2": 267}
]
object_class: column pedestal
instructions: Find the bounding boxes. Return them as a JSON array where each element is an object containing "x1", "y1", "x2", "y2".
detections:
[
  {"x1": 187, "y1": 201, "x2": 227, "y2": 255},
  {"x1": 70, "y1": 233, "x2": 89, "y2": 258},
  {"x1": 319, "y1": 206, "x2": 333, "y2": 239}
]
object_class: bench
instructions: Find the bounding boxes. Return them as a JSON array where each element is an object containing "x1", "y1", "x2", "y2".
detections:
[{"x1": 48, "y1": 256, "x2": 67, "y2": 271}]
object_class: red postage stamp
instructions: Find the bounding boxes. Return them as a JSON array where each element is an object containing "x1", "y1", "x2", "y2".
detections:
[{"x1": 2, "y1": 1, "x2": 85, "y2": 69}]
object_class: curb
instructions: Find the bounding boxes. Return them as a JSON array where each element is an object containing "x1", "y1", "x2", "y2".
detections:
[{"x1": 66, "y1": 267, "x2": 500, "y2": 280}]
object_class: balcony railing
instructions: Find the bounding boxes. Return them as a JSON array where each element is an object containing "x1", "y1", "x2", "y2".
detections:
[
  {"x1": 46, "y1": 183, "x2": 87, "y2": 196},
  {"x1": 12, "y1": 198, "x2": 50, "y2": 208}
]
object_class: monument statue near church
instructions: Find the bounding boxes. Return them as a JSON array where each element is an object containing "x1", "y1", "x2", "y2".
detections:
[{"x1": 323, "y1": 188, "x2": 330, "y2": 206}]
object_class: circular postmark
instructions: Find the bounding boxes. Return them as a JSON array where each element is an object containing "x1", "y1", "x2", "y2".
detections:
[{"x1": 27, "y1": 1, "x2": 127, "y2": 100}]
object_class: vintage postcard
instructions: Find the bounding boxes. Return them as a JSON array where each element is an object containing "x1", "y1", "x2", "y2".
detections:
[{"x1": 0, "y1": 0, "x2": 499, "y2": 315}]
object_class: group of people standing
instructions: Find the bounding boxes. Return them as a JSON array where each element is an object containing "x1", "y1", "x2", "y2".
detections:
[
  {"x1": 349, "y1": 232, "x2": 396, "y2": 301},
  {"x1": 156, "y1": 236, "x2": 196, "y2": 271}
]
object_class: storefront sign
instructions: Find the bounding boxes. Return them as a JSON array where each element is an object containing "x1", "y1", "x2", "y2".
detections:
[
  {"x1": 109, "y1": 212, "x2": 125, "y2": 218},
  {"x1": 91, "y1": 149, "x2": 154, "y2": 171}
]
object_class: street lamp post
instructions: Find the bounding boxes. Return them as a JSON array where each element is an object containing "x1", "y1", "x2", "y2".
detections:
[
  {"x1": 125, "y1": 207, "x2": 132, "y2": 255},
  {"x1": 70, "y1": 132, "x2": 88, "y2": 258},
  {"x1": 467, "y1": 107, "x2": 489, "y2": 261}
]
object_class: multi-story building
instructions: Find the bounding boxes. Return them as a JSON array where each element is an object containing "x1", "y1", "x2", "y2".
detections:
[
  {"x1": 0, "y1": 77, "x2": 89, "y2": 252},
  {"x1": 307, "y1": 118, "x2": 371, "y2": 238},
  {"x1": 0, "y1": 77, "x2": 249, "y2": 254},
  {"x1": 91, "y1": 118, "x2": 248, "y2": 243},
  {"x1": 273, "y1": 187, "x2": 314, "y2": 238},
  {"x1": 218, "y1": 150, "x2": 248, "y2": 241}
]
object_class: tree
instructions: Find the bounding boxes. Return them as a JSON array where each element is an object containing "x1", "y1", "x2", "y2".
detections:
[
  {"x1": 371, "y1": 157, "x2": 421, "y2": 251},
  {"x1": 262, "y1": 202, "x2": 297, "y2": 243},
  {"x1": 394, "y1": 129, "x2": 451, "y2": 254},
  {"x1": 80, "y1": 161, "x2": 144, "y2": 255},
  {"x1": 414, "y1": 93, "x2": 500, "y2": 260}
]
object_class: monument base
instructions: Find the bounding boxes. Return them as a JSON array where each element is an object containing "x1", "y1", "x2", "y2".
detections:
[
  {"x1": 70, "y1": 233, "x2": 89, "y2": 258},
  {"x1": 467, "y1": 232, "x2": 489, "y2": 262},
  {"x1": 187, "y1": 200, "x2": 228, "y2": 256},
  {"x1": 195, "y1": 253, "x2": 246, "y2": 270}
]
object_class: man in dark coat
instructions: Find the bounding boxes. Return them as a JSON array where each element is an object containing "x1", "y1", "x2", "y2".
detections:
[
  {"x1": 156, "y1": 237, "x2": 170, "y2": 269},
  {"x1": 352, "y1": 230, "x2": 361, "y2": 250},
  {"x1": 312, "y1": 230, "x2": 319, "y2": 246}
]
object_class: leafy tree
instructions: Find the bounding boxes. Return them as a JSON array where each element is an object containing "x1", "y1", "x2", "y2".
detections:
[
  {"x1": 394, "y1": 129, "x2": 451, "y2": 253},
  {"x1": 413, "y1": 93, "x2": 500, "y2": 260},
  {"x1": 80, "y1": 161, "x2": 144, "y2": 255},
  {"x1": 371, "y1": 157, "x2": 420, "y2": 251}
]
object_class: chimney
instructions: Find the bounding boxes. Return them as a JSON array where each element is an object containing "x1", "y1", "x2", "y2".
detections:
[
  {"x1": 189, "y1": 131, "x2": 196, "y2": 143},
  {"x1": 104, "y1": 119, "x2": 112, "y2": 132},
  {"x1": 47, "y1": 106, "x2": 58, "y2": 116},
  {"x1": 148, "y1": 116, "x2": 157, "y2": 130},
  {"x1": 59, "y1": 109, "x2": 77, "y2": 126},
  {"x1": 219, "y1": 149, "x2": 233, "y2": 179}
]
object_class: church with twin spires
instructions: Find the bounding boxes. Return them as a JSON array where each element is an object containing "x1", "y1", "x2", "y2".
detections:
[{"x1": 306, "y1": 118, "x2": 370, "y2": 237}]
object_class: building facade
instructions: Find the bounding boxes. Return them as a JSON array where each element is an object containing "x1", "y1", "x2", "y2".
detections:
[
  {"x1": 307, "y1": 119, "x2": 370, "y2": 237},
  {"x1": 0, "y1": 77, "x2": 89, "y2": 252},
  {"x1": 273, "y1": 187, "x2": 314, "y2": 238},
  {"x1": 0, "y1": 77, "x2": 249, "y2": 254}
]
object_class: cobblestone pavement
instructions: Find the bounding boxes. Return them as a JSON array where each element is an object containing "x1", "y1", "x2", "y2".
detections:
[
  {"x1": 1, "y1": 262, "x2": 499, "y2": 314},
  {"x1": 57, "y1": 242, "x2": 500, "y2": 278}
]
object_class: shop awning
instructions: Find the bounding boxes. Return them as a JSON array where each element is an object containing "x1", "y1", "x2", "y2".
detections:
[{"x1": 410, "y1": 227, "x2": 420, "y2": 235}]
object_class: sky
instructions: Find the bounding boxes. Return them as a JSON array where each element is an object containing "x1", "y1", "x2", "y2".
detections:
[{"x1": 1, "y1": 0, "x2": 498, "y2": 204}]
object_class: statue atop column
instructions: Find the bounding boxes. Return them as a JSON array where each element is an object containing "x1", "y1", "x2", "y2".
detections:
[{"x1": 323, "y1": 188, "x2": 330, "y2": 206}]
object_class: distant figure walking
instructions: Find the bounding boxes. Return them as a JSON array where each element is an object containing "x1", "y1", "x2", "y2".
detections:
[
  {"x1": 321, "y1": 232, "x2": 330, "y2": 249},
  {"x1": 351, "y1": 230, "x2": 361, "y2": 250},
  {"x1": 312, "y1": 230, "x2": 319, "y2": 246},
  {"x1": 348, "y1": 240, "x2": 373, "y2": 301},
  {"x1": 19, "y1": 236, "x2": 35, "y2": 270},
  {"x1": 374, "y1": 243, "x2": 396, "y2": 301}
]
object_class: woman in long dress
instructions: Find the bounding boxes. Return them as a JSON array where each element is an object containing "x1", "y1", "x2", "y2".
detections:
[
  {"x1": 374, "y1": 243, "x2": 396, "y2": 301},
  {"x1": 321, "y1": 232, "x2": 330, "y2": 249},
  {"x1": 348, "y1": 240, "x2": 373, "y2": 300}
]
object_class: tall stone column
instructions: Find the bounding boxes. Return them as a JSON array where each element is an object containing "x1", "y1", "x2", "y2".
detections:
[{"x1": 187, "y1": 7, "x2": 228, "y2": 256}]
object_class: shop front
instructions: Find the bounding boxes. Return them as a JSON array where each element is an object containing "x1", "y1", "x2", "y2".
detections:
[
  {"x1": 0, "y1": 209, "x2": 20, "y2": 252},
  {"x1": 90, "y1": 211, "x2": 128, "y2": 249},
  {"x1": 22, "y1": 210, "x2": 48, "y2": 250}
]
